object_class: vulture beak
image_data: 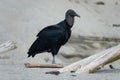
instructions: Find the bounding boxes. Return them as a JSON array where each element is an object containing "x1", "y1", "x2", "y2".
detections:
[{"x1": 75, "y1": 13, "x2": 80, "y2": 18}]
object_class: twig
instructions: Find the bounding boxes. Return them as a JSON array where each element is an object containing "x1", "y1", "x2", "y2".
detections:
[{"x1": 25, "y1": 63, "x2": 64, "y2": 68}]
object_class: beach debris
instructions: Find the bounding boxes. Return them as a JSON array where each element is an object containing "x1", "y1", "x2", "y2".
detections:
[
  {"x1": 45, "y1": 71, "x2": 60, "y2": 75},
  {"x1": 109, "y1": 64, "x2": 114, "y2": 69},
  {"x1": 25, "y1": 63, "x2": 64, "y2": 68},
  {"x1": 0, "y1": 41, "x2": 17, "y2": 54},
  {"x1": 113, "y1": 24, "x2": 120, "y2": 27},
  {"x1": 48, "y1": 44, "x2": 120, "y2": 74},
  {"x1": 95, "y1": 1, "x2": 105, "y2": 5}
]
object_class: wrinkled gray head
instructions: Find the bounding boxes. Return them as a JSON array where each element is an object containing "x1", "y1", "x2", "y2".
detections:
[
  {"x1": 65, "y1": 9, "x2": 80, "y2": 27},
  {"x1": 65, "y1": 9, "x2": 80, "y2": 18}
]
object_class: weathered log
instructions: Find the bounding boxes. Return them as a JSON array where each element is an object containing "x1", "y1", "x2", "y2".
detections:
[
  {"x1": 76, "y1": 44, "x2": 120, "y2": 73},
  {"x1": 46, "y1": 44, "x2": 120, "y2": 74},
  {"x1": 0, "y1": 41, "x2": 17, "y2": 53},
  {"x1": 25, "y1": 63, "x2": 64, "y2": 68}
]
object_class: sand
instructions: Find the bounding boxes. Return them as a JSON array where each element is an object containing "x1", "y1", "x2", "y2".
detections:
[
  {"x1": 0, "y1": 0, "x2": 120, "y2": 80},
  {"x1": 0, "y1": 59, "x2": 120, "y2": 80}
]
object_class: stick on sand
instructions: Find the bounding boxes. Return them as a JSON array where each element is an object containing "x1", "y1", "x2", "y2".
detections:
[{"x1": 25, "y1": 63, "x2": 64, "y2": 68}]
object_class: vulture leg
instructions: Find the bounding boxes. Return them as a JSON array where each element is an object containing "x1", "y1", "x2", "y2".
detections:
[
  {"x1": 51, "y1": 47, "x2": 60, "y2": 64},
  {"x1": 52, "y1": 55, "x2": 56, "y2": 64}
]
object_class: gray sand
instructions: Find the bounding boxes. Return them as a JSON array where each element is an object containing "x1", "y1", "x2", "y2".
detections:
[{"x1": 0, "y1": 59, "x2": 120, "y2": 80}]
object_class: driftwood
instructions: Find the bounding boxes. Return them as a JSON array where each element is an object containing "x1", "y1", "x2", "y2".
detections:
[
  {"x1": 0, "y1": 41, "x2": 17, "y2": 53},
  {"x1": 46, "y1": 44, "x2": 120, "y2": 74},
  {"x1": 25, "y1": 63, "x2": 64, "y2": 68}
]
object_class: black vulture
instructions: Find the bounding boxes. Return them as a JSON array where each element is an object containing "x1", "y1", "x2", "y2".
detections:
[{"x1": 27, "y1": 9, "x2": 80, "y2": 64}]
